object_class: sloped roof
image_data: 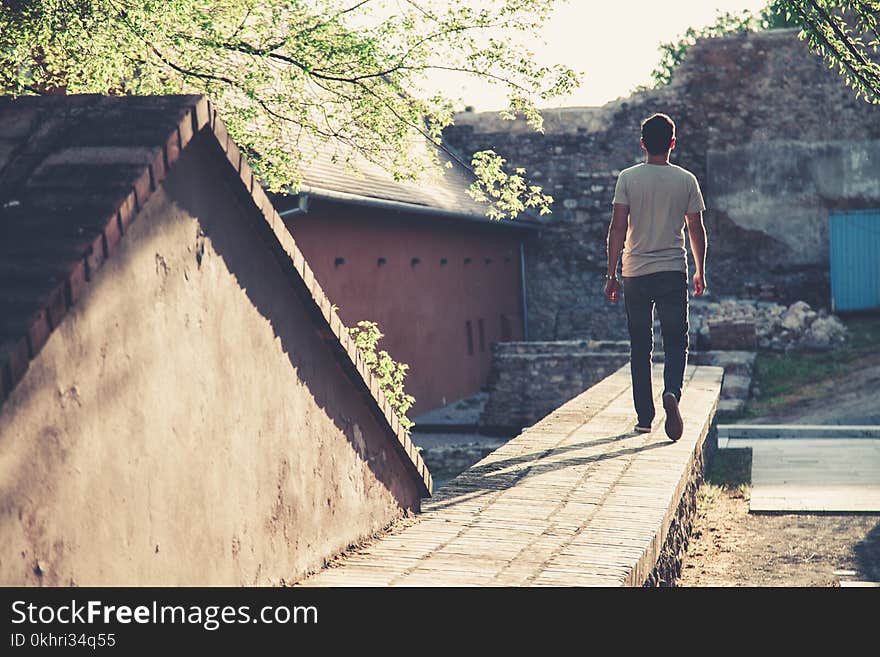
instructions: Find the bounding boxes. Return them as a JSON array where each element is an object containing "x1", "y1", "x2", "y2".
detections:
[
  {"x1": 290, "y1": 132, "x2": 544, "y2": 229},
  {"x1": 0, "y1": 94, "x2": 431, "y2": 496}
]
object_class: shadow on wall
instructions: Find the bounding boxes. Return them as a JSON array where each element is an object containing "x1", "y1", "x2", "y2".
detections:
[
  {"x1": 0, "y1": 132, "x2": 423, "y2": 586},
  {"x1": 163, "y1": 134, "x2": 421, "y2": 511},
  {"x1": 854, "y1": 520, "x2": 880, "y2": 582}
]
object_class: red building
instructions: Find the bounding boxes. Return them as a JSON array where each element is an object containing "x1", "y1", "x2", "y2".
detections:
[{"x1": 276, "y1": 145, "x2": 541, "y2": 415}]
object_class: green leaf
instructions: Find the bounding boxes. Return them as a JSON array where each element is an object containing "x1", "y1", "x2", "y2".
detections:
[{"x1": 0, "y1": 0, "x2": 578, "y2": 211}]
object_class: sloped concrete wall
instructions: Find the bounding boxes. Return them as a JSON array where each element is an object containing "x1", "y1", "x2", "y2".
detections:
[{"x1": 0, "y1": 138, "x2": 421, "y2": 586}]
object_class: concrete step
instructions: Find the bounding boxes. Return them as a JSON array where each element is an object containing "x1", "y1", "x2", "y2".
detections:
[
  {"x1": 721, "y1": 374, "x2": 751, "y2": 399},
  {"x1": 839, "y1": 581, "x2": 880, "y2": 587},
  {"x1": 690, "y1": 350, "x2": 756, "y2": 376},
  {"x1": 718, "y1": 424, "x2": 880, "y2": 439},
  {"x1": 747, "y1": 438, "x2": 880, "y2": 512},
  {"x1": 717, "y1": 398, "x2": 746, "y2": 414}
]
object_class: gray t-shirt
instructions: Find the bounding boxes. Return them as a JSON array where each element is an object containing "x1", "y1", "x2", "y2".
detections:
[{"x1": 612, "y1": 163, "x2": 705, "y2": 277}]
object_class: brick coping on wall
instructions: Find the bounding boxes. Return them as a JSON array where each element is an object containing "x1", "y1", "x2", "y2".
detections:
[
  {"x1": 300, "y1": 363, "x2": 724, "y2": 586},
  {"x1": 0, "y1": 94, "x2": 432, "y2": 497}
]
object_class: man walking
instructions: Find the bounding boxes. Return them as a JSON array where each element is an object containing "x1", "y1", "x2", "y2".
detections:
[{"x1": 604, "y1": 113, "x2": 707, "y2": 441}]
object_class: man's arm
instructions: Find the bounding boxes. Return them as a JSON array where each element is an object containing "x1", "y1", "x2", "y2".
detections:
[
  {"x1": 685, "y1": 211, "x2": 707, "y2": 297},
  {"x1": 604, "y1": 203, "x2": 629, "y2": 303}
]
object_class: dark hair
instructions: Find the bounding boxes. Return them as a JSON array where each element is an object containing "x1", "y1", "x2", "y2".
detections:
[{"x1": 641, "y1": 113, "x2": 675, "y2": 155}]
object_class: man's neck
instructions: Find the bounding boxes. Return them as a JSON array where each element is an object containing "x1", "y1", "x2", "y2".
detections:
[{"x1": 645, "y1": 153, "x2": 670, "y2": 165}]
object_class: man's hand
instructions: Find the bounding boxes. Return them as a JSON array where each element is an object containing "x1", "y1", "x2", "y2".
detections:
[
  {"x1": 693, "y1": 272, "x2": 706, "y2": 297},
  {"x1": 606, "y1": 203, "x2": 628, "y2": 301},
  {"x1": 605, "y1": 277, "x2": 620, "y2": 303},
  {"x1": 686, "y1": 211, "x2": 707, "y2": 298}
]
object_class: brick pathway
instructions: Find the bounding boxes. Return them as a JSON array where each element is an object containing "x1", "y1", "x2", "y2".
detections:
[{"x1": 300, "y1": 363, "x2": 724, "y2": 586}]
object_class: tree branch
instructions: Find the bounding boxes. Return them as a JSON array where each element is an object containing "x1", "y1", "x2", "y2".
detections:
[
  {"x1": 292, "y1": 0, "x2": 375, "y2": 39},
  {"x1": 850, "y1": 0, "x2": 880, "y2": 48},
  {"x1": 349, "y1": 76, "x2": 482, "y2": 176},
  {"x1": 792, "y1": 2, "x2": 879, "y2": 95},
  {"x1": 806, "y1": 0, "x2": 880, "y2": 85}
]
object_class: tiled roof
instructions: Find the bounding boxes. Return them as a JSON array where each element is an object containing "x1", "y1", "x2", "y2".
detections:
[
  {"x1": 0, "y1": 94, "x2": 431, "y2": 496},
  {"x1": 292, "y1": 132, "x2": 544, "y2": 228}
]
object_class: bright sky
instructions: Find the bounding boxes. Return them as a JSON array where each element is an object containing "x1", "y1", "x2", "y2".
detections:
[{"x1": 431, "y1": 0, "x2": 772, "y2": 110}]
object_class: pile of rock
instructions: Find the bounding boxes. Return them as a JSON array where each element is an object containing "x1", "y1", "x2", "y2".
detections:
[{"x1": 688, "y1": 298, "x2": 847, "y2": 351}]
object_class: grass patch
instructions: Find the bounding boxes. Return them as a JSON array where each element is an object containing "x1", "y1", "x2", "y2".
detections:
[
  {"x1": 698, "y1": 448, "x2": 752, "y2": 509},
  {"x1": 739, "y1": 313, "x2": 880, "y2": 419}
]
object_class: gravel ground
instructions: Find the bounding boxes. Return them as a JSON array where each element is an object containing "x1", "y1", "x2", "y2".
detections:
[{"x1": 678, "y1": 450, "x2": 880, "y2": 587}]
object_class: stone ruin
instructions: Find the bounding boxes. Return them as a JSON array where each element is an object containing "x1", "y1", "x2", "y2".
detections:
[
  {"x1": 689, "y1": 298, "x2": 847, "y2": 352},
  {"x1": 445, "y1": 28, "x2": 880, "y2": 344},
  {"x1": 438, "y1": 28, "x2": 871, "y2": 433},
  {"x1": 479, "y1": 302, "x2": 849, "y2": 431}
]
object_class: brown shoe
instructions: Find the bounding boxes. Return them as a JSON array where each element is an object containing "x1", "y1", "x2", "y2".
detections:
[{"x1": 663, "y1": 392, "x2": 683, "y2": 442}]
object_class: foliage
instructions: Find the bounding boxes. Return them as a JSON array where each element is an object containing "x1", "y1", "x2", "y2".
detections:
[
  {"x1": 0, "y1": 0, "x2": 579, "y2": 218},
  {"x1": 785, "y1": 0, "x2": 880, "y2": 103},
  {"x1": 651, "y1": 1, "x2": 802, "y2": 86},
  {"x1": 349, "y1": 320, "x2": 416, "y2": 433},
  {"x1": 469, "y1": 150, "x2": 552, "y2": 220}
]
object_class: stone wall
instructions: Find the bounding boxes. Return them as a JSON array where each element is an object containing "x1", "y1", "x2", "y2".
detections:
[
  {"x1": 480, "y1": 341, "x2": 758, "y2": 431},
  {"x1": 646, "y1": 419, "x2": 717, "y2": 587},
  {"x1": 708, "y1": 141, "x2": 880, "y2": 262},
  {"x1": 445, "y1": 28, "x2": 880, "y2": 340},
  {"x1": 479, "y1": 340, "x2": 630, "y2": 432}
]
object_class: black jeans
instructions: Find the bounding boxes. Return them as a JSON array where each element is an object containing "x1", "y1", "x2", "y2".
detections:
[{"x1": 622, "y1": 271, "x2": 689, "y2": 426}]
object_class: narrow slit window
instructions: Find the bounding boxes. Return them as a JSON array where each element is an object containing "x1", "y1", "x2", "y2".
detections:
[
  {"x1": 500, "y1": 314, "x2": 512, "y2": 341},
  {"x1": 466, "y1": 320, "x2": 474, "y2": 356}
]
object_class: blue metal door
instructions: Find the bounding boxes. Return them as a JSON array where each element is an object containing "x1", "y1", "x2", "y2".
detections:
[{"x1": 829, "y1": 209, "x2": 880, "y2": 312}]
